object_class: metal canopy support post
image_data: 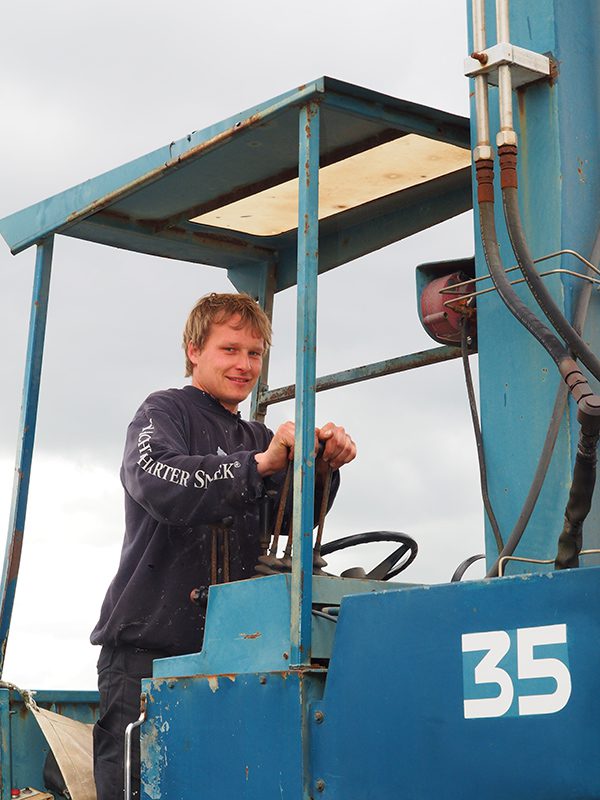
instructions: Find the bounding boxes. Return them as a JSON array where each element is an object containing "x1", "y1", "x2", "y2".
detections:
[
  {"x1": 0, "y1": 237, "x2": 54, "y2": 675},
  {"x1": 250, "y1": 262, "x2": 277, "y2": 423},
  {"x1": 291, "y1": 102, "x2": 320, "y2": 667}
]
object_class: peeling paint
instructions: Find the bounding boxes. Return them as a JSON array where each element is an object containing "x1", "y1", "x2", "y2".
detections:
[{"x1": 208, "y1": 676, "x2": 219, "y2": 693}]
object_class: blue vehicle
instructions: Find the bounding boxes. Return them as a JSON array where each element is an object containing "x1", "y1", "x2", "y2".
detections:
[{"x1": 1, "y1": 0, "x2": 600, "y2": 797}]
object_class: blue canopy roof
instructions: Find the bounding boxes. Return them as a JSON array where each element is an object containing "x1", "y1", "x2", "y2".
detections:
[{"x1": 0, "y1": 77, "x2": 471, "y2": 294}]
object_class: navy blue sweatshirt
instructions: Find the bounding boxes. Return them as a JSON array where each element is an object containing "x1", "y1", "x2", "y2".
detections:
[{"x1": 90, "y1": 386, "x2": 338, "y2": 655}]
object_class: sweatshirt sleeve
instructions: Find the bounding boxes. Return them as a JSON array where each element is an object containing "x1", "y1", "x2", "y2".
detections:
[{"x1": 121, "y1": 400, "x2": 267, "y2": 526}]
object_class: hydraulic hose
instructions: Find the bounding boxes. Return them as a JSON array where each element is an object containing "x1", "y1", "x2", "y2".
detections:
[
  {"x1": 477, "y1": 160, "x2": 600, "y2": 575},
  {"x1": 478, "y1": 174, "x2": 596, "y2": 408},
  {"x1": 460, "y1": 319, "x2": 504, "y2": 553},
  {"x1": 555, "y1": 416, "x2": 600, "y2": 569},
  {"x1": 501, "y1": 173, "x2": 600, "y2": 381},
  {"x1": 486, "y1": 227, "x2": 600, "y2": 576},
  {"x1": 478, "y1": 191, "x2": 570, "y2": 367},
  {"x1": 451, "y1": 553, "x2": 485, "y2": 582},
  {"x1": 486, "y1": 381, "x2": 568, "y2": 576}
]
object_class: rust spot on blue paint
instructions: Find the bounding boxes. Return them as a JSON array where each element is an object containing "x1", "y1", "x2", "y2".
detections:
[{"x1": 239, "y1": 632, "x2": 261, "y2": 639}]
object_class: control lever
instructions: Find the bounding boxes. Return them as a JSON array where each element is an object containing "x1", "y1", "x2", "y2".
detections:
[
  {"x1": 255, "y1": 462, "x2": 292, "y2": 575},
  {"x1": 312, "y1": 464, "x2": 333, "y2": 576}
]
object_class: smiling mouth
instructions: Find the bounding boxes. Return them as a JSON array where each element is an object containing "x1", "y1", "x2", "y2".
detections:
[{"x1": 227, "y1": 377, "x2": 250, "y2": 384}]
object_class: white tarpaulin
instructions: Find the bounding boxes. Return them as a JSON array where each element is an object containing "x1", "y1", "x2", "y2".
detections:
[{"x1": 30, "y1": 706, "x2": 96, "y2": 800}]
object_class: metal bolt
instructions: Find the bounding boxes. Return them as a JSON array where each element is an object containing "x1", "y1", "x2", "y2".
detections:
[
  {"x1": 167, "y1": 681, "x2": 176, "y2": 689},
  {"x1": 316, "y1": 779, "x2": 326, "y2": 793},
  {"x1": 259, "y1": 675, "x2": 267, "y2": 685},
  {"x1": 283, "y1": 652, "x2": 289, "y2": 660},
  {"x1": 314, "y1": 710, "x2": 324, "y2": 724}
]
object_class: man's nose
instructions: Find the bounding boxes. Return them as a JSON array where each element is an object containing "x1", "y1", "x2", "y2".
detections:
[{"x1": 236, "y1": 351, "x2": 251, "y2": 370}]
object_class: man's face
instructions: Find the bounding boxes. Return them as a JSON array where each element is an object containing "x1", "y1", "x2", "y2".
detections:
[{"x1": 187, "y1": 314, "x2": 265, "y2": 413}]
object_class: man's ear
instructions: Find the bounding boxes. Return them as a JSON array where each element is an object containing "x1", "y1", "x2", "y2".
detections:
[{"x1": 187, "y1": 341, "x2": 200, "y2": 366}]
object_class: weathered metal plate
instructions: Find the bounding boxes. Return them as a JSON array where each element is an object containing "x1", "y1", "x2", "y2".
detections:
[
  {"x1": 311, "y1": 567, "x2": 600, "y2": 799},
  {"x1": 141, "y1": 670, "x2": 324, "y2": 799}
]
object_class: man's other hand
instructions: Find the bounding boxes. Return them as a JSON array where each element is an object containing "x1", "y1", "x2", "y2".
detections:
[
  {"x1": 255, "y1": 421, "x2": 356, "y2": 477},
  {"x1": 316, "y1": 423, "x2": 356, "y2": 470}
]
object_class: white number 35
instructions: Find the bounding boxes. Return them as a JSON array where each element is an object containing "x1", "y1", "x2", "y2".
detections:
[{"x1": 461, "y1": 624, "x2": 572, "y2": 719}]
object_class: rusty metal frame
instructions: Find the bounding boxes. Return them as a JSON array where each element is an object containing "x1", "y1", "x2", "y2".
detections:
[{"x1": 256, "y1": 345, "x2": 462, "y2": 415}]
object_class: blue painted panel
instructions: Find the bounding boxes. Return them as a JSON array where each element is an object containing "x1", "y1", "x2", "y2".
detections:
[
  {"x1": 153, "y1": 574, "x2": 293, "y2": 677},
  {"x1": 0, "y1": 689, "x2": 99, "y2": 799},
  {"x1": 311, "y1": 567, "x2": 600, "y2": 798},
  {"x1": 152, "y1": 574, "x2": 406, "y2": 678},
  {"x1": 141, "y1": 670, "x2": 324, "y2": 799}
]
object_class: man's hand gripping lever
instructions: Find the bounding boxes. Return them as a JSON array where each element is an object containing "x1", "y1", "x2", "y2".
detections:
[
  {"x1": 555, "y1": 359, "x2": 600, "y2": 569},
  {"x1": 253, "y1": 420, "x2": 355, "y2": 577}
]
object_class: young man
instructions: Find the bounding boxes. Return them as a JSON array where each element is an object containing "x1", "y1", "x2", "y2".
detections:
[{"x1": 90, "y1": 292, "x2": 356, "y2": 800}]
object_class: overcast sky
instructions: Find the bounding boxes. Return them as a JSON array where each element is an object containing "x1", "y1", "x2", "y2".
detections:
[{"x1": 0, "y1": 0, "x2": 484, "y2": 689}]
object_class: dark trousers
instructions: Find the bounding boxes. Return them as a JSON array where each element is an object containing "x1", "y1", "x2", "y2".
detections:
[{"x1": 93, "y1": 646, "x2": 167, "y2": 800}]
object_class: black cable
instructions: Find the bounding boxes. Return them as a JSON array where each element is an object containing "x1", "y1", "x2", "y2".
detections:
[
  {"x1": 451, "y1": 553, "x2": 486, "y2": 582},
  {"x1": 503, "y1": 187, "x2": 600, "y2": 382},
  {"x1": 460, "y1": 319, "x2": 504, "y2": 553},
  {"x1": 312, "y1": 609, "x2": 338, "y2": 624},
  {"x1": 486, "y1": 382, "x2": 567, "y2": 576}
]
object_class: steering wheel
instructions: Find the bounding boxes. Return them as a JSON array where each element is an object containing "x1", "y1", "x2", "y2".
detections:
[{"x1": 320, "y1": 531, "x2": 418, "y2": 581}]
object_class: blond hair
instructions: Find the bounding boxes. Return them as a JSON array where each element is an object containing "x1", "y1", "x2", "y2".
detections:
[{"x1": 182, "y1": 292, "x2": 272, "y2": 377}]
